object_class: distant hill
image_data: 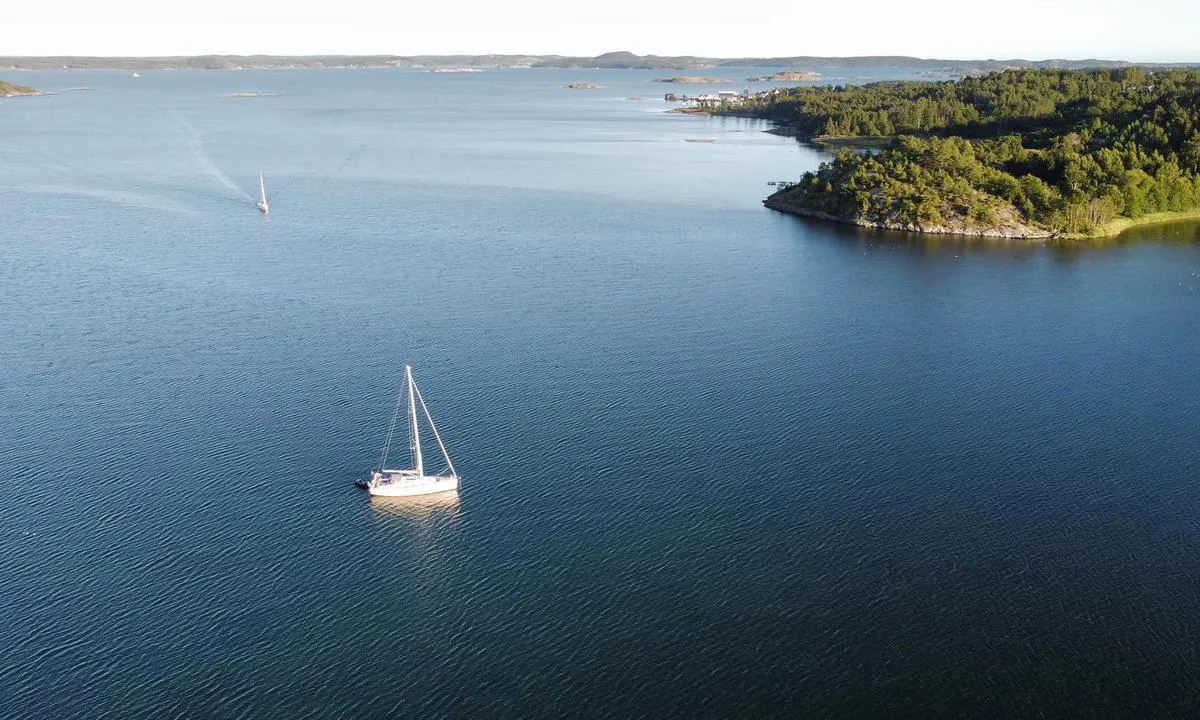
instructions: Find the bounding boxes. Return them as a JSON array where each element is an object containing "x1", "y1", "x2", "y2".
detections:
[
  {"x1": 0, "y1": 55, "x2": 549, "y2": 70},
  {"x1": 2, "y1": 52, "x2": 1195, "y2": 72},
  {"x1": 530, "y1": 51, "x2": 710, "y2": 70},
  {"x1": 711, "y1": 56, "x2": 1196, "y2": 70}
]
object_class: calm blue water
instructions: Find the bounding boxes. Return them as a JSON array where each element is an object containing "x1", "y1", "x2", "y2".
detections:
[{"x1": 2, "y1": 68, "x2": 1199, "y2": 718}]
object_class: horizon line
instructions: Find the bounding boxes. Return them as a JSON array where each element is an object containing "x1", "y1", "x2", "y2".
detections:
[{"x1": 2, "y1": 52, "x2": 1198, "y2": 64}]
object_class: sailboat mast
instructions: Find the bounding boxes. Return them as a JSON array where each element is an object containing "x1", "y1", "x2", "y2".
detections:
[
  {"x1": 406, "y1": 365, "x2": 423, "y2": 476},
  {"x1": 259, "y1": 173, "x2": 266, "y2": 203}
]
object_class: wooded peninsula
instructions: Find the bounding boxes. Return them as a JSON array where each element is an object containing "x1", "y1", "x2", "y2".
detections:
[{"x1": 724, "y1": 68, "x2": 1200, "y2": 238}]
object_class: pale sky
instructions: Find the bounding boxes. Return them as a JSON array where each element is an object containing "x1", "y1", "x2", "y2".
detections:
[{"x1": 3, "y1": 0, "x2": 1194, "y2": 62}]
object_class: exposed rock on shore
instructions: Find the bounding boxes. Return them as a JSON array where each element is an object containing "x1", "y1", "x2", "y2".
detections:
[
  {"x1": 764, "y1": 190, "x2": 1054, "y2": 238},
  {"x1": 746, "y1": 71, "x2": 820, "y2": 82},
  {"x1": 653, "y1": 76, "x2": 729, "y2": 84}
]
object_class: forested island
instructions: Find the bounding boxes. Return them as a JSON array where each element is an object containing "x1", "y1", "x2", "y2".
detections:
[
  {"x1": 1, "y1": 79, "x2": 38, "y2": 97},
  {"x1": 719, "y1": 68, "x2": 1200, "y2": 238}
]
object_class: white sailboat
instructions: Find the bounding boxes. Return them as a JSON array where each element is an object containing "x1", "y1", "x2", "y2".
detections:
[
  {"x1": 359, "y1": 365, "x2": 459, "y2": 497},
  {"x1": 256, "y1": 173, "x2": 269, "y2": 214}
]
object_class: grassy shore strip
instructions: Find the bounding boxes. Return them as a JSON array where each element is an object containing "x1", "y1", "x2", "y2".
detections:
[{"x1": 1090, "y1": 208, "x2": 1200, "y2": 237}]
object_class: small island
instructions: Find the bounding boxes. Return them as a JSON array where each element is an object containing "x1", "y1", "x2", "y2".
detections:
[
  {"x1": 716, "y1": 67, "x2": 1200, "y2": 239},
  {"x1": 746, "y1": 71, "x2": 821, "y2": 82},
  {"x1": 1, "y1": 79, "x2": 41, "y2": 97},
  {"x1": 654, "y1": 76, "x2": 729, "y2": 84},
  {"x1": 565, "y1": 83, "x2": 606, "y2": 89}
]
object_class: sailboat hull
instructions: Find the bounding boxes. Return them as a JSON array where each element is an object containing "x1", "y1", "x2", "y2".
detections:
[{"x1": 365, "y1": 471, "x2": 458, "y2": 497}]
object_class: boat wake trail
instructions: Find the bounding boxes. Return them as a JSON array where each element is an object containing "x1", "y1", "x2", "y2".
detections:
[
  {"x1": 175, "y1": 113, "x2": 255, "y2": 203},
  {"x1": 23, "y1": 184, "x2": 200, "y2": 216},
  {"x1": 0, "y1": 145, "x2": 198, "y2": 216},
  {"x1": 335, "y1": 143, "x2": 370, "y2": 174}
]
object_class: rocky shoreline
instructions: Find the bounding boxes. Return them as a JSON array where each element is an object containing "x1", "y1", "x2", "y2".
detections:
[
  {"x1": 745, "y1": 71, "x2": 821, "y2": 82},
  {"x1": 764, "y1": 190, "x2": 1056, "y2": 239},
  {"x1": 741, "y1": 114, "x2": 1057, "y2": 239},
  {"x1": 653, "y1": 76, "x2": 729, "y2": 84}
]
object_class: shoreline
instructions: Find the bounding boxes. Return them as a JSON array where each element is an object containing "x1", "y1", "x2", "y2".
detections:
[
  {"x1": 1092, "y1": 208, "x2": 1200, "y2": 237},
  {"x1": 763, "y1": 194, "x2": 1056, "y2": 239},
  {"x1": 1, "y1": 78, "x2": 43, "y2": 98},
  {"x1": 766, "y1": 188, "x2": 1200, "y2": 240},
  {"x1": 742, "y1": 117, "x2": 1200, "y2": 241},
  {"x1": 762, "y1": 126, "x2": 892, "y2": 146}
]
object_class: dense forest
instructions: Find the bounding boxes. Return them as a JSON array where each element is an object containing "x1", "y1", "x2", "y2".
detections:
[
  {"x1": 739, "y1": 68, "x2": 1200, "y2": 235},
  {"x1": 1, "y1": 79, "x2": 36, "y2": 96}
]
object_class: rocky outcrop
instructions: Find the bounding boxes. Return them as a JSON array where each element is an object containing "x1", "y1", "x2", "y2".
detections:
[
  {"x1": 0, "y1": 80, "x2": 40, "y2": 97},
  {"x1": 653, "y1": 76, "x2": 729, "y2": 84},
  {"x1": 746, "y1": 71, "x2": 821, "y2": 82},
  {"x1": 764, "y1": 192, "x2": 1055, "y2": 239}
]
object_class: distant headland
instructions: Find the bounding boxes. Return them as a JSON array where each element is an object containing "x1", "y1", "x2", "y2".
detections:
[
  {"x1": 2, "y1": 51, "x2": 1195, "y2": 72},
  {"x1": 0, "y1": 79, "x2": 41, "y2": 97}
]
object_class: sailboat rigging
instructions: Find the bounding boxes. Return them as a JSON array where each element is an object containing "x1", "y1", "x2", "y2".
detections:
[
  {"x1": 357, "y1": 365, "x2": 459, "y2": 497},
  {"x1": 256, "y1": 173, "x2": 269, "y2": 214}
]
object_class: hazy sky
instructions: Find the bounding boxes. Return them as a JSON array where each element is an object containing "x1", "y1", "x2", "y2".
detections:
[{"x1": 3, "y1": 0, "x2": 1193, "y2": 61}]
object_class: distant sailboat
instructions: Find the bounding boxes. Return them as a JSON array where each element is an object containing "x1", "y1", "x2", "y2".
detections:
[
  {"x1": 358, "y1": 365, "x2": 460, "y2": 497},
  {"x1": 256, "y1": 173, "x2": 269, "y2": 214}
]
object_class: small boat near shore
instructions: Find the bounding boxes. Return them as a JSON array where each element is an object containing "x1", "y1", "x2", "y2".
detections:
[{"x1": 358, "y1": 365, "x2": 459, "y2": 497}]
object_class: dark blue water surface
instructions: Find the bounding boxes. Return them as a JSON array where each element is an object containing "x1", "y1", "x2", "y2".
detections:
[{"x1": 1, "y1": 68, "x2": 1199, "y2": 718}]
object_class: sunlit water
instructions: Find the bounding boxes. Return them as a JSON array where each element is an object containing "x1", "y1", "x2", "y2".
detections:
[{"x1": 1, "y1": 68, "x2": 1199, "y2": 718}]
